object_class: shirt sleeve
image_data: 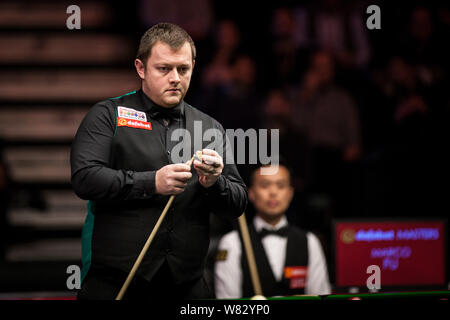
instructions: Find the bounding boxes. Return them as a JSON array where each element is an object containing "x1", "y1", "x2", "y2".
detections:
[
  {"x1": 203, "y1": 122, "x2": 248, "y2": 219},
  {"x1": 214, "y1": 231, "x2": 243, "y2": 299},
  {"x1": 70, "y1": 102, "x2": 156, "y2": 201},
  {"x1": 305, "y1": 232, "x2": 332, "y2": 295}
]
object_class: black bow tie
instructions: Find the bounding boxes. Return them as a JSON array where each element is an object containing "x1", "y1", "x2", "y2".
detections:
[
  {"x1": 259, "y1": 227, "x2": 289, "y2": 238},
  {"x1": 150, "y1": 105, "x2": 182, "y2": 121}
]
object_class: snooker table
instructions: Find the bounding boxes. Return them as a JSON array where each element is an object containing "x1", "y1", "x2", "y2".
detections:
[{"x1": 247, "y1": 290, "x2": 450, "y2": 300}]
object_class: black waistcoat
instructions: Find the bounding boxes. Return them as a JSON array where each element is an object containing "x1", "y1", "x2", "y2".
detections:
[
  {"x1": 239, "y1": 223, "x2": 308, "y2": 297},
  {"x1": 90, "y1": 90, "x2": 228, "y2": 284}
]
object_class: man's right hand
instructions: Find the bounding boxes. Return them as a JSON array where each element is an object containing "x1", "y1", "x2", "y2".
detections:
[{"x1": 155, "y1": 163, "x2": 192, "y2": 195}]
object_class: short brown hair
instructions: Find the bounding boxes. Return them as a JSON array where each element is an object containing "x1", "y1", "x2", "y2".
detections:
[{"x1": 136, "y1": 22, "x2": 196, "y2": 65}]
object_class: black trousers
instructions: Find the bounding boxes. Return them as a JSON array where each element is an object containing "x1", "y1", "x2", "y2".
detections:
[{"x1": 77, "y1": 261, "x2": 212, "y2": 300}]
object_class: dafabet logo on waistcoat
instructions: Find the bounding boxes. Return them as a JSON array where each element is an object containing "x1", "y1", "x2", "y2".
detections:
[{"x1": 117, "y1": 117, "x2": 152, "y2": 130}]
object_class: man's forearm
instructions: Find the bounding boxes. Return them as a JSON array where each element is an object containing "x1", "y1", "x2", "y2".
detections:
[
  {"x1": 205, "y1": 173, "x2": 248, "y2": 219},
  {"x1": 71, "y1": 167, "x2": 156, "y2": 201}
]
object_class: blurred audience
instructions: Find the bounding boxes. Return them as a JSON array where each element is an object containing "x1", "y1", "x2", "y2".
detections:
[
  {"x1": 288, "y1": 50, "x2": 362, "y2": 219},
  {"x1": 201, "y1": 20, "x2": 242, "y2": 89},
  {"x1": 199, "y1": 53, "x2": 262, "y2": 130},
  {"x1": 261, "y1": 89, "x2": 308, "y2": 191},
  {"x1": 298, "y1": 0, "x2": 371, "y2": 68},
  {"x1": 138, "y1": 0, "x2": 213, "y2": 41},
  {"x1": 369, "y1": 52, "x2": 442, "y2": 218},
  {"x1": 396, "y1": 6, "x2": 447, "y2": 88},
  {"x1": 264, "y1": 7, "x2": 309, "y2": 88}
]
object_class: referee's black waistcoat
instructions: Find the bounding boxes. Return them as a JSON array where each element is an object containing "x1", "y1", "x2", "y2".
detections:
[
  {"x1": 71, "y1": 89, "x2": 248, "y2": 285},
  {"x1": 239, "y1": 224, "x2": 308, "y2": 297}
]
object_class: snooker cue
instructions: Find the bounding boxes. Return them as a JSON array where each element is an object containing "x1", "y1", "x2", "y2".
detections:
[
  {"x1": 238, "y1": 213, "x2": 263, "y2": 297},
  {"x1": 115, "y1": 155, "x2": 196, "y2": 300}
]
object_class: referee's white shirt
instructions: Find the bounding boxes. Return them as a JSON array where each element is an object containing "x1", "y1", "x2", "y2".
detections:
[{"x1": 214, "y1": 215, "x2": 331, "y2": 298}]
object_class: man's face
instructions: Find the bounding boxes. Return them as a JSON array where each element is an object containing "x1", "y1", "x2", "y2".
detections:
[
  {"x1": 135, "y1": 41, "x2": 194, "y2": 108},
  {"x1": 249, "y1": 166, "x2": 294, "y2": 220}
]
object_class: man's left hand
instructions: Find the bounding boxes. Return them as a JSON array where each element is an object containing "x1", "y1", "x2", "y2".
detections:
[{"x1": 193, "y1": 149, "x2": 224, "y2": 188}]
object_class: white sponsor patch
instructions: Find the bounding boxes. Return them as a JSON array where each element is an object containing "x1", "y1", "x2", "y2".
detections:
[{"x1": 117, "y1": 106, "x2": 147, "y2": 122}]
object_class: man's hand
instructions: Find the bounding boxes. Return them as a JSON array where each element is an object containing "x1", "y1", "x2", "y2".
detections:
[
  {"x1": 193, "y1": 149, "x2": 224, "y2": 188},
  {"x1": 155, "y1": 163, "x2": 192, "y2": 195}
]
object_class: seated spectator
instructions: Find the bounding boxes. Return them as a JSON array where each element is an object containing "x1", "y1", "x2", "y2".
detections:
[
  {"x1": 200, "y1": 54, "x2": 262, "y2": 131},
  {"x1": 138, "y1": 0, "x2": 213, "y2": 41},
  {"x1": 396, "y1": 6, "x2": 447, "y2": 88},
  {"x1": 302, "y1": 0, "x2": 371, "y2": 70},
  {"x1": 264, "y1": 7, "x2": 309, "y2": 88},
  {"x1": 290, "y1": 50, "x2": 362, "y2": 164},
  {"x1": 289, "y1": 50, "x2": 362, "y2": 217},
  {"x1": 214, "y1": 163, "x2": 331, "y2": 298},
  {"x1": 261, "y1": 89, "x2": 308, "y2": 191},
  {"x1": 201, "y1": 20, "x2": 242, "y2": 89}
]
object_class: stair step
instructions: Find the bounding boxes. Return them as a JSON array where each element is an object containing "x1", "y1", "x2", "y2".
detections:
[
  {"x1": 6, "y1": 238, "x2": 81, "y2": 262},
  {"x1": 4, "y1": 146, "x2": 71, "y2": 183},
  {"x1": 8, "y1": 189, "x2": 86, "y2": 228},
  {"x1": 0, "y1": 69, "x2": 140, "y2": 102},
  {"x1": 0, "y1": 33, "x2": 134, "y2": 65},
  {"x1": 8, "y1": 208, "x2": 86, "y2": 229},
  {"x1": 0, "y1": 107, "x2": 88, "y2": 141}
]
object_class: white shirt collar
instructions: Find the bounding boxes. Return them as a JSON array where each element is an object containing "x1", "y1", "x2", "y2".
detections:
[{"x1": 253, "y1": 215, "x2": 288, "y2": 232}]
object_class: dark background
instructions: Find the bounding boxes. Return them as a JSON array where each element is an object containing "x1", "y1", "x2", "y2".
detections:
[{"x1": 0, "y1": 0, "x2": 448, "y2": 298}]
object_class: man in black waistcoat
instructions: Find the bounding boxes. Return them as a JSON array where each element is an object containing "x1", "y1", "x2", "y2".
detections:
[
  {"x1": 71, "y1": 23, "x2": 248, "y2": 300},
  {"x1": 214, "y1": 164, "x2": 330, "y2": 298}
]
